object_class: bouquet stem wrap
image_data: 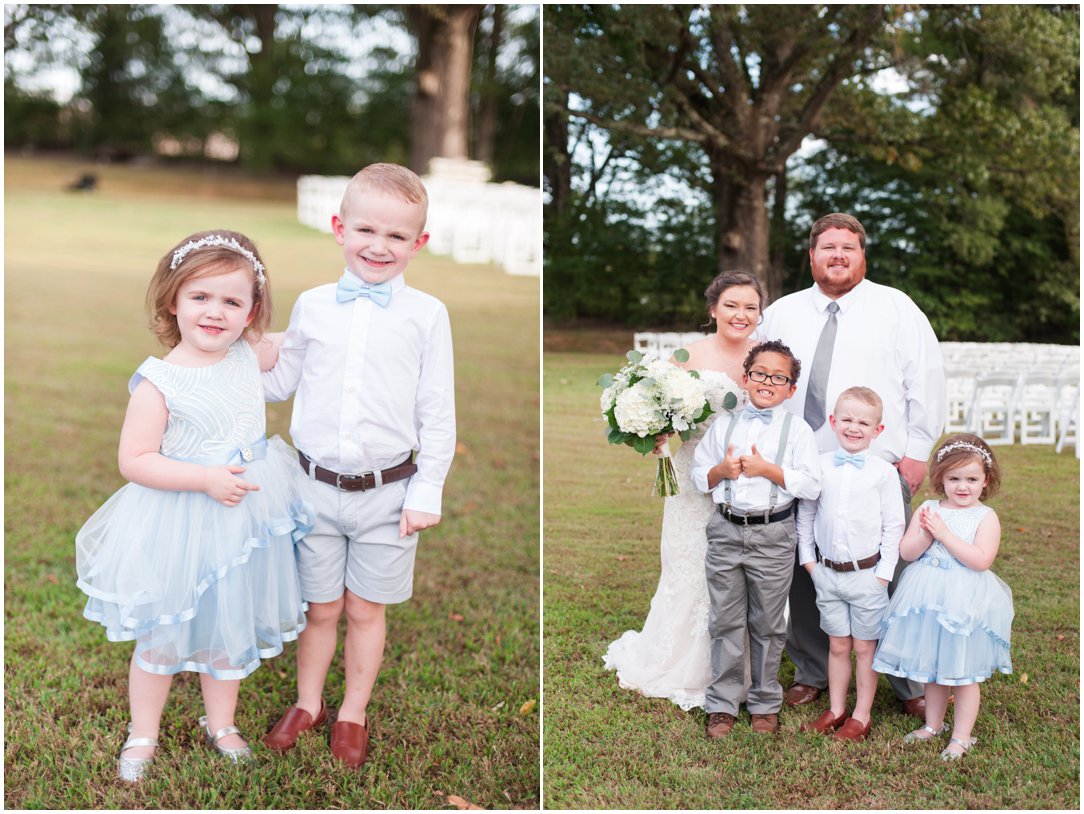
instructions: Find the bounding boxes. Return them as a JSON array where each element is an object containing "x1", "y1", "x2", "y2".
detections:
[{"x1": 652, "y1": 444, "x2": 678, "y2": 497}]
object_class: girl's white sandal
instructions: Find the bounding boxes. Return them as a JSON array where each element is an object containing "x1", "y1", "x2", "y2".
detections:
[
  {"x1": 902, "y1": 722, "x2": 949, "y2": 742},
  {"x1": 939, "y1": 736, "x2": 978, "y2": 761},
  {"x1": 199, "y1": 716, "x2": 253, "y2": 763},
  {"x1": 118, "y1": 723, "x2": 158, "y2": 783}
]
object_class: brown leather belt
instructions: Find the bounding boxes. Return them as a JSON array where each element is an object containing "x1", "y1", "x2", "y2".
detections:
[
  {"x1": 821, "y1": 552, "x2": 881, "y2": 572},
  {"x1": 298, "y1": 450, "x2": 416, "y2": 492}
]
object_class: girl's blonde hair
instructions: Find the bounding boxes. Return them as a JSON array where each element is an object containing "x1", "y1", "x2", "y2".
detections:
[
  {"x1": 929, "y1": 433, "x2": 1001, "y2": 500},
  {"x1": 146, "y1": 229, "x2": 272, "y2": 348}
]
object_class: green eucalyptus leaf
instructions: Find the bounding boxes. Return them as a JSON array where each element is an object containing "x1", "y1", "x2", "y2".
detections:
[
  {"x1": 598, "y1": 373, "x2": 614, "y2": 388},
  {"x1": 723, "y1": 391, "x2": 739, "y2": 411},
  {"x1": 673, "y1": 348, "x2": 690, "y2": 363},
  {"x1": 626, "y1": 350, "x2": 643, "y2": 364}
]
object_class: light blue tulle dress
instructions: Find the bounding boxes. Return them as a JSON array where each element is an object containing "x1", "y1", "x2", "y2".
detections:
[
  {"x1": 873, "y1": 500, "x2": 1013, "y2": 686},
  {"x1": 76, "y1": 339, "x2": 312, "y2": 680}
]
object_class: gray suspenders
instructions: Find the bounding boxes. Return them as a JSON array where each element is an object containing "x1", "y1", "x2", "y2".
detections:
[{"x1": 721, "y1": 410, "x2": 794, "y2": 512}]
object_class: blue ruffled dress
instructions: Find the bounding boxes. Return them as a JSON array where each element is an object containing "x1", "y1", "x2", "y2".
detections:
[
  {"x1": 873, "y1": 500, "x2": 1013, "y2": 686},
  {"x1": 76, "y1": 339, "x2": 312, "y2": 680}
]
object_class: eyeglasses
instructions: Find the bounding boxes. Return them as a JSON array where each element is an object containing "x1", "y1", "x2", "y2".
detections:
[{"x1": 747, "y1": 370, "x2": 794, "y2": 386}]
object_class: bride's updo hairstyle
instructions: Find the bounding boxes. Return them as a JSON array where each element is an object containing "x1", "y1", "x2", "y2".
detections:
[{"x1": 704, "y1": 270, "x2": 766, "y2": 331}]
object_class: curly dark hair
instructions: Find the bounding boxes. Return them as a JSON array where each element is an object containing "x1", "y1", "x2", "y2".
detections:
[{"x1": 743, "y1": 339, "x2": 801, "y2": 384}]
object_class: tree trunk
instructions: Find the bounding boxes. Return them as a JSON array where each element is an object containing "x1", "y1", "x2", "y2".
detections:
[
  {"x1": 408, "y1": 5, "x2": 483, "y2": 175},
  {"x1": 474, "y1": 5, "x2": 502, "y2": 166},
  {"x1": 544, "y1": 89, "x2": 572, "y2": 218},
  {"x1": 711, "y1": 151, "x2": 772, "y2": 296}
]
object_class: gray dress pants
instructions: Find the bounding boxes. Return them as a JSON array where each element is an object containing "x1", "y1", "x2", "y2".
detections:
[{"x1": 704, "y1": 510, "x2": 796, "y2": 715}]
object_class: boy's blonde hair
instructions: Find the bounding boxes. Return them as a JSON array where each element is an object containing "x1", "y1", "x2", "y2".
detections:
[
  {"x1": 340, "y1": 163, "x2": 429, "y2": 229},
  {"x1": 834, "y1": 386, "x2": 883, "y2": 423},
  {"x1": 146, "y1": 229, "x2": 272, "y2": 348}
]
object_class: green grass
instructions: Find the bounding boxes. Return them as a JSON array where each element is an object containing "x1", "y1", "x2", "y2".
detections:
[
  {"x1": 4, "y1": 156, "x2": 539, "y2": 809},
  {"x1": 543, "y1": 351, "x2": 1079, "y2": 809}
]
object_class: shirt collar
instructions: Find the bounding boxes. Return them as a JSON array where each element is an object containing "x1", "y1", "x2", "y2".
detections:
[{"x1": 811, "y1": 278, "x2": 866, "y2": 314}]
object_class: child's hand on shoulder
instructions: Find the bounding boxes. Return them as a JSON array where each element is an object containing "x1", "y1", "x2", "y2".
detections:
[
  {"x1": 400, "y1": 509, "x2": 440, "y2": 537},
  {"x1": 204, "y1": 465, "x2": 260, "y2": 507}
]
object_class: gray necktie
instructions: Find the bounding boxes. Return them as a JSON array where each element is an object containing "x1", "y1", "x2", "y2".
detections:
[{"x1": 804, "y1": 301, "x2": 839, "y2": 430}]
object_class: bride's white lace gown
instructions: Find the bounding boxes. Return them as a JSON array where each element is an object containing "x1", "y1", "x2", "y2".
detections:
[{"x1": 603, "y1": 370, "x2": 742, "y2": 710}]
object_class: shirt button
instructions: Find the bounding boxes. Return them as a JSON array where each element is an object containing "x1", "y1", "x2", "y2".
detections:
[{"x1": 929, "y1": 557, "x2": 940, "y2": 567}]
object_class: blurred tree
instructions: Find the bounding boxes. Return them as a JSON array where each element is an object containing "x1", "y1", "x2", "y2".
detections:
[{"x1": 405, "y1": 4, "x2": 483, "y2": 173}]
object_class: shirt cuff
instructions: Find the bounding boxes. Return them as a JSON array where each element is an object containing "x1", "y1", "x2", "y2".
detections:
[{"x1": 403, "y1": 479, "x2": 443, "y2": 516}]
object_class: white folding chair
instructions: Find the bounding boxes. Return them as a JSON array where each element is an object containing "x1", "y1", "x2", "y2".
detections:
[
  {"x1": 1056, "y1": 388, "x2": 1078, "y2": 456},
  {"x1": 944, "y1": 370, "x2": 977, "y2": 434},
  {"x1": 966, "y1": 374, "x2": 1020, "y2": 445},
  {"x1": 1018, "y1": 372, "x2": 1059, "y2": 445}
]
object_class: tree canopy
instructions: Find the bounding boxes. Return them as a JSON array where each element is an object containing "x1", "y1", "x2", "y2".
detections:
[
  {"x1": 4, "y1": 3, "x2": 540, "y2": 183},
  {"x1": 544, "y1": 4, "x2": 1079, "y2": 343}
]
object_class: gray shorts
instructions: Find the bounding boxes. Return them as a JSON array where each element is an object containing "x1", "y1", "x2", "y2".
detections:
[
  {"x1": 295, "y1": 476, "x2": 418, "y2": 605},
  {"x1": 810, "y1": 564, "x2": 889, "y2": 640}
]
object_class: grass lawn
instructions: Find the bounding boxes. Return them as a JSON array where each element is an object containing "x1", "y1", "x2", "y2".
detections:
[
  {"x1": 4, "y1": 155, "x2": 540, "y2": 809},
  {"x1": 543, "y1": 350, "x2": 1079, "y2": 810}
]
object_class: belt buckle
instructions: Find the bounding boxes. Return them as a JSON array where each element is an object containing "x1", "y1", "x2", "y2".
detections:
[{"x1": 336, "y1": 471, "x2": 365, "y2": 492}]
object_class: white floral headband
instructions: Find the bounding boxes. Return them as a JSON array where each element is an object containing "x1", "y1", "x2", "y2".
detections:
[
  {"x1": 936, "y1": 440, "x2": 993, "y2": 468},
  {"x1": 170, "y1": 235, "x2": 266, "y2": 290}
]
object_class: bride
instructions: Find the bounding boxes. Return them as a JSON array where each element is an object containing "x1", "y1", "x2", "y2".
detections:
[{"x1": 604, "y1": 270, "x2": 764, "y2": 710}]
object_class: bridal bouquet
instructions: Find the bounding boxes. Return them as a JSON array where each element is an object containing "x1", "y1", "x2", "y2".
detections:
[{"x1": 598, "y1": 349, "x2": 739, "y2": 496}]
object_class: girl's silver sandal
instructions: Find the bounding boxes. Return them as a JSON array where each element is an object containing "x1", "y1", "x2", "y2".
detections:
[
  {"x1": 940, "y1": 736, "x2": 978, "y2": 761},
  {"x1": 118, "y1": 723, "x2": 158, "y2": 783},
  {"x1": 903, "y1": 722, "x2": 949, "y2": 742},
  {"x1": 199, "y1": 715, "x2": 253, "y2": 763}
]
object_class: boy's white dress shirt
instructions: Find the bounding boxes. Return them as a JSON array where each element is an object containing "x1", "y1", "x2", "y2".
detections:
[
  {"x1": 691, "y1": 407, "x2": 821, "y2": 509},
  {"x1": 262, "y1": 272, "x2": 456, "y2": 516},
  {"x1": 797, "y1": 450, "x2": 904, "y2": 582}
]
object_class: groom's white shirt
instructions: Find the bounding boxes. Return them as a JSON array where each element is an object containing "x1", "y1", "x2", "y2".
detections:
[
  {"x1": 758, "y1": 279, "x2": 946, "y2": 462},
  {"x1": 691, "y1": 407, "x2": 821, "y2": 510},
  {"x1": 262, "y1": 272, "x2": 456, "y2": 516}
]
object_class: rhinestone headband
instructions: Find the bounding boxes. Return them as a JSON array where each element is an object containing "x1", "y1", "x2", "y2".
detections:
[
  {"x1": 936, "y1": 440, "x2": 993, "y2": 467},
  {"x1": 170, "y1": 235, "x2": 266, "y2": 289}
]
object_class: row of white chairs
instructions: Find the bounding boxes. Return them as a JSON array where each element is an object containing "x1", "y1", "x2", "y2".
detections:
[
  {"x1": 946, "y1": 370, "x2": 1079, "y2": 453},
  {"x1": 633, "y1": 333, "x2": 1079, "y2": 453},
  {"x1": 296, "y1": 172, "x2": 540, "y2": 277}
]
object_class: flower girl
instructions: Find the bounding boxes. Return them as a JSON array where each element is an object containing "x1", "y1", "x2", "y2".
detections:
[
  {"x1": 873, "y1": 434, "x2": 1013, "y2": 760},
  {"x1": 76, "y1": 231, "x2": 311, "y2": 781}
]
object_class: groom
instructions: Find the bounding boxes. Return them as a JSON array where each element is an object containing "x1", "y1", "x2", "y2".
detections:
[{"x1": 758, "y1": 213, "x2": 946, "y2": 718}]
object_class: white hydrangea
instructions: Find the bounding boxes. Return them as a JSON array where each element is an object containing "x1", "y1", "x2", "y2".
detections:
[{"x1": 613, "y1": 381, "x2": 667, "y2": 436}]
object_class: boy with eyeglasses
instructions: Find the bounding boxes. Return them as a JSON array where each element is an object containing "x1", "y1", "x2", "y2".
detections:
[{"x1": 691, "y1": 339, "x2": 821, "y2": 738}]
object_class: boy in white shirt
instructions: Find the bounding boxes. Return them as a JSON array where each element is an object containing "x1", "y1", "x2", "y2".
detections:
[
  {"x1": 261, "y1": 163, "x2": 456, "y2": 768},
  {"x1": 692, "y1": 340, "x2": 821, "y2": 738},
  {"x1": 797, "y1": 387, "x2": 903, "y2": 742}
]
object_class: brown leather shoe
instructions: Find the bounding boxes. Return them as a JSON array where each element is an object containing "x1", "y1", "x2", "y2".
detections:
[
  {"x1": 750, "y1": 713, "x2": 779, "y2": 734},
  {"x1": 263, "y1": 700, "x2": 328, "y2": 752},
  {"x1": 329, "y1": 718, "x2": 370, "y2": 768},
  {"x1": 705, "y1": 712, "x2": 736, "y2": 740},
  {"x1": 800, "y1": 708, "x2": 849, "y2": 734},
  {"x1": 900, "y1": 696, "x2": 927, "y2": 720},
  {"x1": 833, "y1": 716, "x2": 872, "y2": 742},
  {"x1": 784, "y1": 683, "x2": 823, "y2": 706}
]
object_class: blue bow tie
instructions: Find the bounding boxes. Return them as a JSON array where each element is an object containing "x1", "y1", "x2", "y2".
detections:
[
  {"x1": 336, "y1": 273, "x2": 393, "y2": 307},
  {"x1": 834, "y1": 450, "x2": 866, "y2": 468},
  {"x1": 743, "y1": 405, "x2": 774, "y2": 424}
]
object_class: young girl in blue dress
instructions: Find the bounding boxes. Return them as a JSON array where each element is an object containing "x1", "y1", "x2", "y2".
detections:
[
  {"x1": 76, "y1": 230, "x2": 311, "y2": 782},
  {"x1": 873, "y1": 433, "x2": 1013, "y2": 760}
]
